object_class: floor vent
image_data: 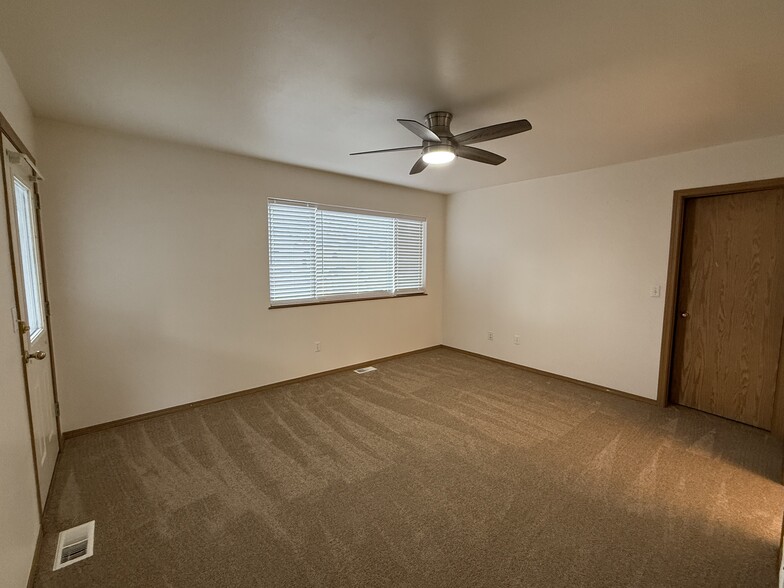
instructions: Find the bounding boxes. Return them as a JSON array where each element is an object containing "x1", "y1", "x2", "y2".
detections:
[
  {"x1": 354, "y1": 366, "x2": 377, "y2": 374},
  {"x1": 53, "y1": 521, "x2": 95, "y2": 570}
]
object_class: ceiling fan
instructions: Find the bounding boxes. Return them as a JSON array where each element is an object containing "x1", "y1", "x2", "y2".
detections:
[{"x1": 350, "y1": 111, "x2": 532, "y2": 175}]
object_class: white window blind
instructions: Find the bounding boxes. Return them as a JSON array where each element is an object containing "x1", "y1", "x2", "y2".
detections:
[{"x1": 268, "y1": 199, "x2": 426, "y2": 306}]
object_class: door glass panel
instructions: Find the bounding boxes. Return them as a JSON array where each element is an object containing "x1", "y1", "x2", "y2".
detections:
[{"x1": 13, "y1": 177, "x2": 45, "y2": 339}]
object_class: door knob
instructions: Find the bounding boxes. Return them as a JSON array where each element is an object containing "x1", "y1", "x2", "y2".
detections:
[
  {"x1": 24, "y1": 350, "x2": 46, "y2": 363},
  {"x1": 680, "y1": 312, "x2": 689, "y2": 318}
]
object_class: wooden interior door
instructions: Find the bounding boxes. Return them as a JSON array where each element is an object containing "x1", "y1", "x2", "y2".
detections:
[{"x1": 670, "y1": 188, "x2": 784, "y2": 429}]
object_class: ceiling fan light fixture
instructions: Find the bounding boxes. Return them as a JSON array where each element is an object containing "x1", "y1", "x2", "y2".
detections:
[
  {"x1": 350, "y1": 112, "x2": 531, "y2": 174},
  {"x1": 422, "y1": 145, "x2": 455, "y2": 165}
]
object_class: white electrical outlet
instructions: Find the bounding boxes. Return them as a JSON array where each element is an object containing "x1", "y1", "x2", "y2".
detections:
[
  {"x1": 650, "y1": 285, "x2": 661, "y2": 297},
  {"x1": 315, "y1": 341, "x2": 321, "y2": 352},
  {"x1": 487, "y1": 331, "x2": 494, "y2": 341},
  {"x1": 514, "y1": 334, "x2": 520, "y2": 345}
]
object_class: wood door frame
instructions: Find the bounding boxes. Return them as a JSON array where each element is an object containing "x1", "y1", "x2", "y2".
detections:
[
  {"x1": 0, "y1": 112, "x2": 63, "y2": 514},
  {"x1": 657, "y1": 176, "x2": 784, "y2": 436}
]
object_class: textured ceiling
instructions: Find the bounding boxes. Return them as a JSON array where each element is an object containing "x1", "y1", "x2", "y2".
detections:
[{"x1": 2, "y1": 0, "x2": 784, "y2": 193}]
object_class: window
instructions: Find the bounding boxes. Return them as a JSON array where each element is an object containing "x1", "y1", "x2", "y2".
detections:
[
  {"x1": 268, "y1": 198, "x2": 426, "y2": 307},
  {"x1": 13, "y1": 177, "x2": 46, "y2": 339}
]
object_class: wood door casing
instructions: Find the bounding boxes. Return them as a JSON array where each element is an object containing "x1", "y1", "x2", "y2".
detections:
[{"x1": 670, "y1": 188, "x2": 784, "y2": 429}]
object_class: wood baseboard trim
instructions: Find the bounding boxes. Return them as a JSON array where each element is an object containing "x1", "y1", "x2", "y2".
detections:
[
  {"x1": 441, "y1": 345, "x2": 658, "y2": 405},
  {"x1": 26, "y1": 524, "x2": 43, "y2": 588},
  {"x1": 63, "y1": 345, "x2": 442, "y2": 439}
]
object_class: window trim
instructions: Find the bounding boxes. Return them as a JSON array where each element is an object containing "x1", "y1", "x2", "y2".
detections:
[
  {"x1": 267, "y1": 198, "x2": 428, "y2": 308},
  {"x1": 268, "y1": 291, "x2": 427, "y2": 310}
]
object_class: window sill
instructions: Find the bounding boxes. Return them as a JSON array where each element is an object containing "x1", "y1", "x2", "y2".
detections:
[{"x1": 269, "y1": 292, "x2": 427, "y2": 310}]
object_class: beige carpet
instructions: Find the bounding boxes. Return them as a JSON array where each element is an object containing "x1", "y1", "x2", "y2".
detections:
[{"x1": 34, "y1": 348, "x2": 784, "y2": 587}]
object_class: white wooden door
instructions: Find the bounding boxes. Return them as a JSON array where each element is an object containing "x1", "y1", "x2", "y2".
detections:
[{"x1": 3, "y1": 137, "x2": 59, "y2": 506}]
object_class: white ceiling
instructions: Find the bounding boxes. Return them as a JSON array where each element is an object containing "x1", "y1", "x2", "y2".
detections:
[{"x1": 2, "y1": 0, "x2": 784, "y2": 194}]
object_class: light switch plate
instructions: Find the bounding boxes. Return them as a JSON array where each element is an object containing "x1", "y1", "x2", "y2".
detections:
[{"x1": 650, "y1": 285, "x2": 661, "y2": 298}]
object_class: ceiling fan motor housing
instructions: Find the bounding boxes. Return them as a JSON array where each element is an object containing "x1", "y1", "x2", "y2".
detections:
[{"x1": 425, "y1": 111, "x2": 454, "y2": 139}]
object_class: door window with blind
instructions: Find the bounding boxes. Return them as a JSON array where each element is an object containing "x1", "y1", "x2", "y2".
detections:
[{"x1": 268, "y1": 198, "x2": 426, "y2": 307}]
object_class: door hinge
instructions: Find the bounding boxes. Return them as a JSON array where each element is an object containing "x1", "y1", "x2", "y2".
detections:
[
  {"x1": 55, "y1": 402, "x2": 60, "y2": 418},
  {"x1": 45, "y1": 301, "x2": 51, "y2": 317},
  {"x1": 34, "y1": 192, "x2": 41, "y2": 209}
]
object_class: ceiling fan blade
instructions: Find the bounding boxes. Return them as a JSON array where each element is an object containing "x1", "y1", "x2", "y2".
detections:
[
  {"x1": 350, "y1": 146, "x2": 422, "y2": 156},
  {"x1": 456, "y1": 145, "x2": 506, "y2": 165},
  {"x1": 453, "y1": 119, "x2": 532, "y2": 146},
  {"x1": 398, "y1": 119, "x2": 441, "y2": 143},
  {"x1": 409, "y1": 157, "x2": 428, "y2": 175}
]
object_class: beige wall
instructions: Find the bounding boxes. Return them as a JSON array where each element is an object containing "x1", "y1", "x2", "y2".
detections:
[
  {"x1": 444, "y1": 134, "x2": 784, "y2": 400},
  {"x1": 0, "y1": 51, "x2": 35, "y2": 153},
  {"x1": 36, "y1": 119, "x2": 446, "y2": 432},
  {"x1": 0, "y1": 51, "x2": 40, "y2": 588}
]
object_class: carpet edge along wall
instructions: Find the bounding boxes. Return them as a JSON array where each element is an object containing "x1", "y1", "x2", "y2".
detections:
[{"x1": 63, "y1": 345, "x2": 655, "y2": 438}]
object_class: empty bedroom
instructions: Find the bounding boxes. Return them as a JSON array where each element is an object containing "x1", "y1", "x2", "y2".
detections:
[{"x1": 2, "y1": 1, "x2": 784, "y2": 586}]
